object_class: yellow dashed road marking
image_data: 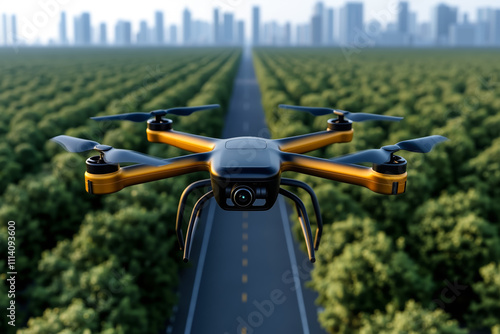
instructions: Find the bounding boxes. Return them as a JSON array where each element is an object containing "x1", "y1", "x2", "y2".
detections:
[
  {"x1": 242, "y1": 258, "x2": 248, "y2": 266},
  {"x1": 242, "y1": 233, "x2": 248, "y2": 240},
  {"x1": 242, "y1": 292, "x2": 247, "y2": 302},
  {"x1": 242, "y1": 244, "x2": 248, "y2": 252},
  {"x1": 242, "y1": 274, "x2": 248, "y2": 283}
]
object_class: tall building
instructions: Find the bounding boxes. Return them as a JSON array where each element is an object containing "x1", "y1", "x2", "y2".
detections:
[
  {"x1": 398, "y1": 2, "x2": 409, "y2": 34},
  {"x1": 81, "y1": 13, "x2": 91, "y2": 45},
  {"x1": 99, "y1": 23, "x2": 107, "y2": 45},
  {"x1": 237, "y1": 20, "x2": 245, "y2": 45},
  {"x1": 115, "y1": 20, "x2": 131, "y2": 45},
  {"x1": 252, "y1": 6, "x2": 260, "y2": 45},
  {"x1": 155, "y1": 11, "x2": 164, "y2": 45},
  {"x1": 311, "y1": 14, "x2": 322, "y2": 45},
  {"x1": 450, "y1": 14, "x2": 476, "y2": 46},
  {"x1": 183, "y1": 8, "x2": 191, "y2": 45},
  {"x1": 492, "y1": 10, "x2": 500, "y2": 46},
  {"x1": 3, "y1": 14, "x2": 8, "y2": 45},
  {"x1": 339, "y1": 2, "x2": 364, "y2": 46},
  {"x1": 11, "y1": 15, "x2": 16, "y2": 44},
  {"x1": 170, "y1": 25, "x2": 177, "y2": 44},
  {"x1": 223, "y1": 13, "x2": 234, "y2": 45},
  {"x1": 213, "y1": 8, "x2": 220, "y2": 45},
  {"x1": 74, "y1": 13, "x2": 91, "y2": 45},
  {"x1": 327, "y1": 8, "x2": 334, "y2": 44},
  {"x1": 477, "y1": 8, "x2": 492, "y2": 45},
  {"x1": 59, "y1": 12, "x2": 67, "y2": 45},
  {"x1": 137, "y1": 20, "x2": 149, "y2": 45},
  {"x1": 284, "y1": 22, "x2": 292, "y2": 46},
  {"x1": 297, "y1": 23, "x2": 311, "y2": 45},
  {"x1": 409, "y1": 12, "x2": 417, "y2": 36},
  {"x1": 431, "y1": 3, "x2": 457, "y2": 45}
]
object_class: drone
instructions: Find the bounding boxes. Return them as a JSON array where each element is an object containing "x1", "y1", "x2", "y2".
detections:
[{"x1": 51, "y1": 104, "x2": 447, "y2": 263}]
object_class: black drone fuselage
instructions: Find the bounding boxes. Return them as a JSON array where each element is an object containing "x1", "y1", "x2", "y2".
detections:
[{"x1": 209, "y1": 137, "x2": 281, "y2": 211}]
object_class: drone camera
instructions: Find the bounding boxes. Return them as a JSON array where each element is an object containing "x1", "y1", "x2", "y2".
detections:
[{"x1": 231, "y1": 185, "x2": 255, "y2": 207}]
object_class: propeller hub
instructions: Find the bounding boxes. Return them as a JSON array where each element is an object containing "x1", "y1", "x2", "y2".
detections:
[
  {"x1": 151, "y1": 110, "x2": 168, "y2": 116},
  {"x1": 381, "y1": 145, "x2": 400, "y2": 152},
  {"x1": 95, "y1": 144, "x2": 112, "y2": 152}
]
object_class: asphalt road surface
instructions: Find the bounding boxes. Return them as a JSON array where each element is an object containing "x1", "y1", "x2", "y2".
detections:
[{"x1": 168, "y1": 49, "x2": 327, "y2": 334}]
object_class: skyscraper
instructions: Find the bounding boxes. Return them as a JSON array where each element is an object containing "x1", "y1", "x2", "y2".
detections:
[
  {"x1": 81, "y1": 13, "x2": 91, "y2": 45},
  {"x1": 213, "y1": 8, "x2": 220, "y2": 45},
  {"x1": 450, "y1": 14, "x2": 475, "y2": 46},
  {"x1": 99, "y1": 23, "x2": 107, "y2": 45},
  {"x1": 327, "y1": 8, "x2": 334, "y2": 45},
  {"x1": 155, "y1": 11, "x2": 164, "y2": 45},
  {"x1": 432, "y1": 3, "x2": 457, "y2": 45},
  {"x1": 138, "y1": 20, "x2": 149, "y2": 45},
  {"x1": 252, "y1": 6, "x2": 260, "y2": 46},
  {"x1": 339, "y1": 2, "x2": 364, "y2": 46},
  {"x1": 115, "y1": 20, "x2": 131, "y2": 45},
  {"x1": 11, "y1": 15, "x2": 16, "y2": 44},
  {"x1": 237, "y1": 20, "x2": 245, "y2": 45},
  {"x1": 59, "y1": 12, "x2": 67, "y2": 45},
  {"x1": 492, "y1": 10, "x2": 500, "y2": 46},
  {"x1": 284, "y1": 22, "x2": 292, "y2": 46},
  {"x1": 3, "y1": 14, "x2": 8, "y2": 45},
  {"x1": 183, "y1": 8, "x2": 191, "y2": 45},
  {"x1": 170, "y1": 25, "x2": 177, "y2": 44},
  {"x1": 74, "y1": 16, "x2": 81, "y2": 44},
  {"x1": 223, "y1": 13, "x2": 234, "y2": 45},
  {"x1": 477, "y1": 8, "x2": 492, "y2": 45},
  {"x1": 398, "y1": 2, "x2": 409, "y2": 34},
  {"x1": 311, "y1": 14, "x2": 322, "y2": 46}
]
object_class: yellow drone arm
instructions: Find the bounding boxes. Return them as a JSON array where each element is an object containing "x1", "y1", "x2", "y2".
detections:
[
  {"x1": 85, "y1": 153, "x2": 211, "y2": 195},
  {"x1": 275, "y1": 129, "x2": 353, "y2": 154},
  {"x1": 147, "y1": 128, "x2": 219, "y2": 153},
  {"x1": 281, "y1": 153, "x2": 407, "y2": 195}
]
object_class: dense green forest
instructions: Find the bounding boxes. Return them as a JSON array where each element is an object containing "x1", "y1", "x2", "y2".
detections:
[
  {"x1": 253, "y1": 48, "x2": 500, "y2": 333},
  {"x1": 0, "y1": 47, "x2": 241, "y2": 333}
]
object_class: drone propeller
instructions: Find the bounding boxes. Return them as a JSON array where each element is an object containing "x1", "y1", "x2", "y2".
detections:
[
  {"x1": 90, "y1": 104, "x2": 221, "y2": 122},
  {"x1": 279, "y1": 104, "x2": 403, "y2": 122},
  {"x1": 51, "y1": 135, "x2": 167, "y2": 166},
  {"x1": 331, "y1": 135, "x2": 448, "y2": 165}
]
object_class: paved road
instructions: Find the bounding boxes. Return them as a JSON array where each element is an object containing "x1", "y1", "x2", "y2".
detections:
[{"x1": 169, "y1": 49, "x2": 327, "y2": 334}]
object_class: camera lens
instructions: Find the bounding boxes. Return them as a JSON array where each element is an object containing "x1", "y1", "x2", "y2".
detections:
[{"x1": 232, "y1": 186, "x2": 254, "y2": 208}]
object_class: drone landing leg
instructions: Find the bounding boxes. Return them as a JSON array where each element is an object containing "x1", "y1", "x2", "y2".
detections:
[
  {"x1": 176, "y1": 179, "x2": 212, "y2": 250},
  {"x1": 183, "y1": 190, "x2": 214, "y2": 262},
  {"x1": 280, "y1": 178, "x2": 323, "y2": 250},
  {"x1": 279, "y1": 188, "x2": 315, "y2": 263}
]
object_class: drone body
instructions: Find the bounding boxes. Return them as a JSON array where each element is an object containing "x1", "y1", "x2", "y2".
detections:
[{"x1": 52, "y1": 104, "x2": 447, "y2": 262}]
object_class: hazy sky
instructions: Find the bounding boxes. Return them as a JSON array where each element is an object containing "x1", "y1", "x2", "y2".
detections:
[{"x1": 1, "y1": 0, "x2": 499, "y2": 43}]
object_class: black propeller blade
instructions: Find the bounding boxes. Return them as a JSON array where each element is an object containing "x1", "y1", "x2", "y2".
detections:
[
  {"x1": 90, "y1": 104, "x2": 220, "y2": 122},
  {"x1": 331, "y1": 135, "x2": 448, "y2": 165},
  {"x1": 51, "y1": 135, "x2": 167, "y2": 166},
  {"x1": 279, "y1": 104, "x2": 403, "y2": 122}
]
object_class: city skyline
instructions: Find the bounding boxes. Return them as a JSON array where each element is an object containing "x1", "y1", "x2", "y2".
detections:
[{"x1": 1, "y1": 1, "x2": 500, "y2": 47}]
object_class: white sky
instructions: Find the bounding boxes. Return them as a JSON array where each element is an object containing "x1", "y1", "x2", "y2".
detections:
[{"x1": 1, "y1": 0, "x2": 499, "y2": 43}]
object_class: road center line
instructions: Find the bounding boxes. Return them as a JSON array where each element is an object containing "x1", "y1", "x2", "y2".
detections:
[
  {"x1": 278, "y1": 196, "x2": 310, "y2": 334},
  {"x1": 184, "y1": 200, "x2": 216, "y2": 334}
]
